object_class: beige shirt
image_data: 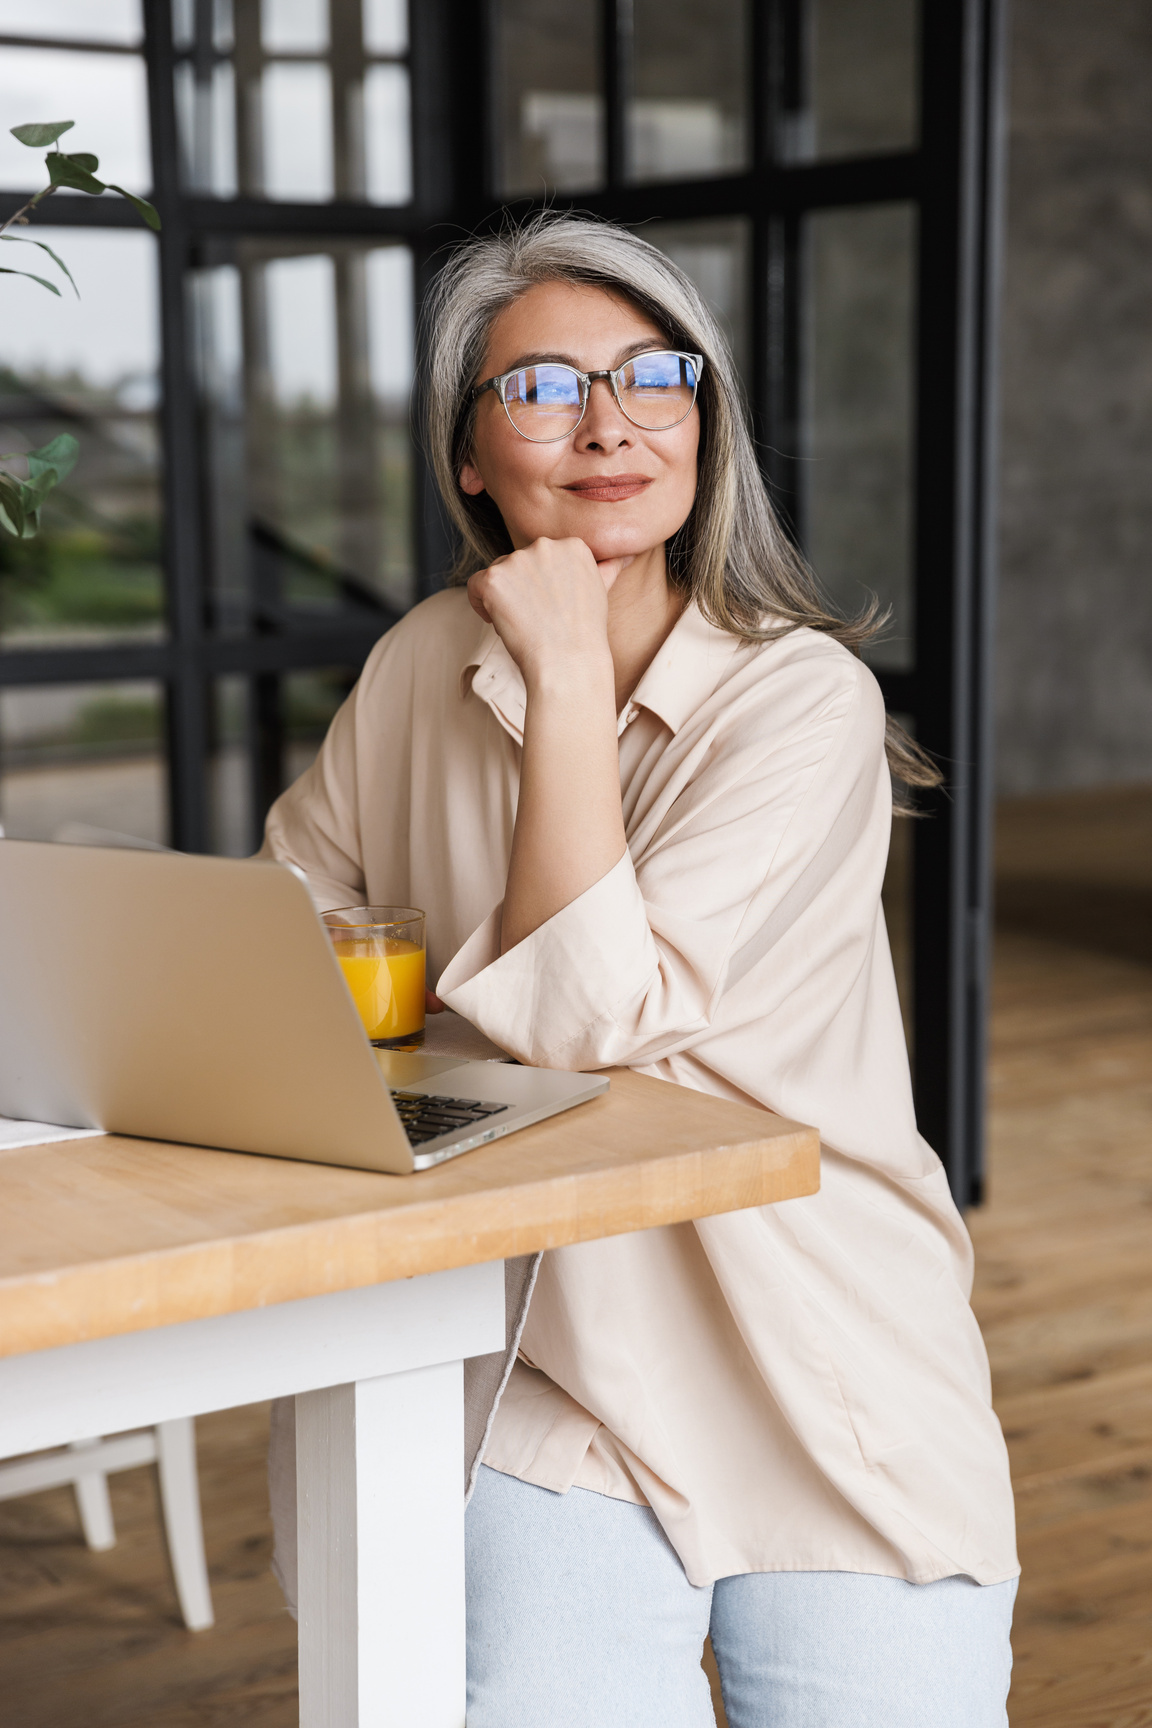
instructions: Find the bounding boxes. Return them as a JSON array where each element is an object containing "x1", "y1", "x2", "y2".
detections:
[{"x1": 262, "y1": 587, "x2": 1018, "y2": 1589}]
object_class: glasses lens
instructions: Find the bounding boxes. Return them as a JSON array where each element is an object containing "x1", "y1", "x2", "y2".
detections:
[
  {"x1": 618, "y1": 352, "x2": 698, "y2": 429},
  {"x1": 503, "y1": 364, "x2": 585, "y2": 440}
]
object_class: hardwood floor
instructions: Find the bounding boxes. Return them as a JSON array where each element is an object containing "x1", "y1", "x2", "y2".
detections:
[
  {"x1": 972, "y1": 786, "x2": 1152, "y2": 1728},
  {"x1": 0, "y1": 1400, "x2": 297, "y2": 1727},
  {"x1": 0, "y1": 788, "x2": 1148, "y2": 1725}
]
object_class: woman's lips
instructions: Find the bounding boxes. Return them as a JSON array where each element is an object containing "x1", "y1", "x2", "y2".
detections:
[{"x1": 562, "y1": 475, "x2": 653, "y2": 503}]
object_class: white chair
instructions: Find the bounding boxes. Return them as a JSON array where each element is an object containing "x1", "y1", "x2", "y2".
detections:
[{"x1": 0, "y1": 1417, "x2": 214, "y2": 1630}]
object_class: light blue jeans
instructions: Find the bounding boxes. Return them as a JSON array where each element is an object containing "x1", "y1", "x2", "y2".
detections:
[{"x1": 466, "y1": 1466, "x2": 1016, "y2": 1727}]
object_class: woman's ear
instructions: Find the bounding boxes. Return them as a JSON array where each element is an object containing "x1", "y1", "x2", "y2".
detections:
[{"x1": 458, "y1": 457, "x2": 486, "y2": 497}]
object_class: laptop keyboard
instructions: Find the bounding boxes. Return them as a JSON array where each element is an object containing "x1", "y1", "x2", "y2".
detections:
[{"x1": 390, "y1": 1090, "x2": 509, "y2": 1147}]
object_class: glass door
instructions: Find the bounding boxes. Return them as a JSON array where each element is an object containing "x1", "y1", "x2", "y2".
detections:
[{"x1": 479, "y1": 0, "x2": 1008, "y2": 1203}]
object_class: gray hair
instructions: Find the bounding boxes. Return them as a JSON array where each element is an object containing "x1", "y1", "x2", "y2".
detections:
[{"x1": 419, "y1": 212, "x2": 938, "y2": 796}]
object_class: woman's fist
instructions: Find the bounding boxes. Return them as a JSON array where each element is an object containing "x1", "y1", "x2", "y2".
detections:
[{"x1": 466, "y1": 538, "x2": 631, "y2": 689}]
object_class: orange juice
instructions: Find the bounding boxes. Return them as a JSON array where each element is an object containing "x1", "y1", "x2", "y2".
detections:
[{"x1": 332, "y1": 937, "x2": 425, "y2": 1042}]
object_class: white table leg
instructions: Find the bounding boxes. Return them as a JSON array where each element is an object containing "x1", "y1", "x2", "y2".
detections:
[
  {"x1": 296, "y1": 1360, "x2": 466, "y2": 1728},
  {"x1": 0, "y1": 1265, "x2": 504, "y2": 1726}
]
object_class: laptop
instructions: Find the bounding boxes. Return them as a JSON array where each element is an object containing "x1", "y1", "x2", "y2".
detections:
[{"x1": 0, "y1": 840, "x2": 607, "y2": 1174}]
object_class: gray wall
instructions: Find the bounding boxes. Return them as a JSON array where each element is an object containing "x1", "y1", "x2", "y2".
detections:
[{"x1": 996, "y1": 0, "x2": 1152, "y2": 794}]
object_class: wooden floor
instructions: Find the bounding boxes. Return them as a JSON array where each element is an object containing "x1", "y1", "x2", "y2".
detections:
[
  {"x1": 0, "y1": 1400, "x2": 296, "y2": 1727},
  {"x1": 971, "y1": 785, "x2": 1152, "y2": 1728},
  {"x1": 0, "y1": 787, "x2": 1149, "y2": 1725}
]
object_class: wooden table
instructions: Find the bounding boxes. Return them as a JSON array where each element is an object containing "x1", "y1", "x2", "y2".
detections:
[{"x1": 0, "y1": 1070, "x2": 818, "y2": 1727}]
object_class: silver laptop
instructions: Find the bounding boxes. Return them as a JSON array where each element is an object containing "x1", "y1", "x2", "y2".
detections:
[{"x1": 0, "y1": 840, "x2": 607, "y2": 1174}]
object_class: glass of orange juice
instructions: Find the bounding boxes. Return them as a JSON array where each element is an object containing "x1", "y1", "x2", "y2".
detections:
[{"x1": 322, "y1": 906, "x2": 426, "y2": 1048}]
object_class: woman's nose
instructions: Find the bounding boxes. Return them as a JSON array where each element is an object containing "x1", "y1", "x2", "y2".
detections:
[{"x1": 574, "y1": 376, "x2": 633, "y2": 450}]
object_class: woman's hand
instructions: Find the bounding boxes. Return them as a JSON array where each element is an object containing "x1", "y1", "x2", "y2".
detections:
[
  {"x1": 466, "y1": 537, "x2": 631, "y2": 691},
  {"x1": 464, "y1": 538, "x2": 630, "y2": 955}
]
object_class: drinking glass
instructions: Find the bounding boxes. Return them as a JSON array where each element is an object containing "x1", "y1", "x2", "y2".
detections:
[{"x1": 322, "y1": 906, "x2": 426, "y2": 1047}]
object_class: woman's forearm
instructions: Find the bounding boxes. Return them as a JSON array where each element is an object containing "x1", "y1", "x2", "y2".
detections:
[{"x1": 499, "y1": 651, "x2": 627, "y2": 955}]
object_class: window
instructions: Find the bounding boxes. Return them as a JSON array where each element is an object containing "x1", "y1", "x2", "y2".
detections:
[
  {"x1": 0, "y1": 0, "x2": 1006, "y2": 1201},
  {"x1": 482, "y1": 0, "x2": 1006, "y2": 1203},
  {"x1": 172, "y1": 0, "x2": 411, "y2": 202}
]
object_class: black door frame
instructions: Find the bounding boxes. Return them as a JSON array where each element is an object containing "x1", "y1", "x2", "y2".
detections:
[{"x1": 421, "y1": 0, "x2": 1008, "y2": 1204}]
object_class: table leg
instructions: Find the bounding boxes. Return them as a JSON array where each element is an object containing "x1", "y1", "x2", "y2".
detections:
[{"x1": 296, "y1": 1359, "x2": 466, "y2": 1728}]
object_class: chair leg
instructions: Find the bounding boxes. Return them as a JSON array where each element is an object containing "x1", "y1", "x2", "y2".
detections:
[
  {"x1": 69, "y1": 1440, "x2": 117, "y2": 1551},
  {"x1": 155, "y1": 1418, "x2": 214, "y2": 1631}
]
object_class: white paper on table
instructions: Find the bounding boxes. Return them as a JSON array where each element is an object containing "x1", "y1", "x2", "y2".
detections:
[{"x1": 0, "y1": 1116, "x2": 106, "y2": 1152}]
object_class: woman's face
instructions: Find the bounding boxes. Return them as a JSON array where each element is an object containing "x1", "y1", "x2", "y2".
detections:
[{"x1": 458, "y1": 280, "x2": 700, "y2": 566}]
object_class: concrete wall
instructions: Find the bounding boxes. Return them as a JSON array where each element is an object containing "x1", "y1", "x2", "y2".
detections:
[{"x1": 996, "y1": 0, "x2": 1152, "y2": 793}]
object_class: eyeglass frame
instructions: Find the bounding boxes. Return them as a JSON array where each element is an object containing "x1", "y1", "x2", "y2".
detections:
[{"x1": 470, "y1": 349, "x2": 706, "y2": 443}]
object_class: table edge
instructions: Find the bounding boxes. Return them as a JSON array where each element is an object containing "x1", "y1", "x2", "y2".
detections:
[{"x1": 0, "y1": 1124, "x2": 820, "y2": 1358}]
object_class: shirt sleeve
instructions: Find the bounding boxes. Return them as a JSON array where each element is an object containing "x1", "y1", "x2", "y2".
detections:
[{"x1": 437, "y1": 656, "x2": 887, "y2": 1071}]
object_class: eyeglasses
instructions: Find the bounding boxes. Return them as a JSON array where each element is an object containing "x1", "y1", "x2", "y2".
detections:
[{"x1": 472, "y1": 349, "x2": 704, "y2": 443}]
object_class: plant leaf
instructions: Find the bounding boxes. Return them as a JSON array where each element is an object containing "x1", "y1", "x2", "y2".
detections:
[
  {"x1": 26, "y1": 433, "x2": 79, "y2": 486},
  {"x1": 10, "y1": 120, "x2": 74, "y2": 148},
  {"x1": 0, "y1": 265, "x2": 62, "y2": 295},
  {"x1": 0, "y1": 475, "x2": 28, "y2": 538},
  {"x1": 0, "y1": 234, "x2": 79, "y2": 296},
  {"x1": 21, "y1": 468, "x2": 60, "y2": 509},
  {"x1": 106, "y1": 185, "x2": 162, "y2": 231},
  {"x1": 46, "y1": 152, "x2": 107, "y2": 195},
  {"x1": 40, "y1": 155, "x2": 161, "y2": 229},
  {"x1": 0, "y1": 435, "x2": 77, "y2": 538},
  {"x1": 13, "y1": 475, "x2": 57, "y2": 535},
  {"x1": 67, "y1": 152, "x2": 99, "y2": 173}
]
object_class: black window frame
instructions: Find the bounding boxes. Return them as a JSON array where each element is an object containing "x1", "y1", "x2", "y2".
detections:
[{"x1": 0, "y1": 0, "x2": 1007, "y2": 1205}]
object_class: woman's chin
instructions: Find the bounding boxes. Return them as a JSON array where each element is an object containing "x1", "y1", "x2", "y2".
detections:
[
  {"x1": 582, "y1": 543, "x2": 656, "y2": 573},
  {"x1": 575, "y1": 522, "x2": 669, "y2": 562},
  {"x1": 508, "y1": 510, "x2": 673, "y2": 566}
]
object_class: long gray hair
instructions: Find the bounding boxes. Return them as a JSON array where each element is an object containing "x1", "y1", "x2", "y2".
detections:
[{"x1": 420, "y1": 212, "x2": 938, "y2": 798}]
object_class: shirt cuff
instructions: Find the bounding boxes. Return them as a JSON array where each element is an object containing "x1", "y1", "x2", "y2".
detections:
[{"x1": 435, "y1": 851, "x2": 659, "y2": 1068}]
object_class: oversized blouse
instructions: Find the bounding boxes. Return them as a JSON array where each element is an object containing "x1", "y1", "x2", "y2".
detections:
[{"x1": 261, "y1": 586, "x2": 1018, "y2": 1590}]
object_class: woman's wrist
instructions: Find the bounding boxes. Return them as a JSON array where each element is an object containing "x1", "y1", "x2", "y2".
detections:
[{"x1": 521, "y1": 644, "x2": 616, "y2": 705}]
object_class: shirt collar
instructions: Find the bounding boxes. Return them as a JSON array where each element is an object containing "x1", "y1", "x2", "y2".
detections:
[
  {"x1": 461, "y1": 624, "x2": 528, "y2": 744},
  {"x1": 624, "y1": 600, "x2": 747, "y2": 734},
  {"x1": 459, "y1": 599, "x2": 746, "y2": 747}
]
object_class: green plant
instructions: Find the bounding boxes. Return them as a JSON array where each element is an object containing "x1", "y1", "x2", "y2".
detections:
[
  {"x1": 0, "y1": 432, "x2": 79, "y2": 541},
  {"x1": 0, "y1": 120, "x2": 161, "y2": 540}
]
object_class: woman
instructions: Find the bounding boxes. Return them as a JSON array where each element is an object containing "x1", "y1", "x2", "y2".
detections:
[{"x1": 263, "y1": 214, "x2": 1018, "y2": 1726}]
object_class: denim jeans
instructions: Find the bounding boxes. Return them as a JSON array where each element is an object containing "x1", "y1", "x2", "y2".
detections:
[{"x1": 466, "y1": 1466, "x2": 1016, "y2": 1728}]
